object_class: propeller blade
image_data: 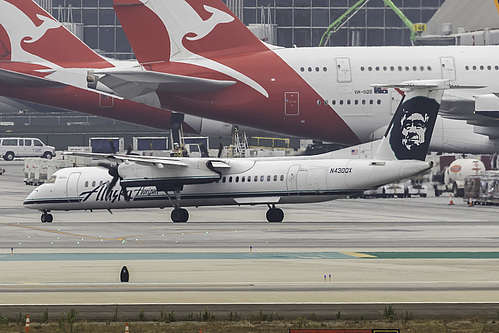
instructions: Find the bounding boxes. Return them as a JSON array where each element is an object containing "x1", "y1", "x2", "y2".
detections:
[{"x1": 217, "y1": 140, "x2": 224, "y2": 158}]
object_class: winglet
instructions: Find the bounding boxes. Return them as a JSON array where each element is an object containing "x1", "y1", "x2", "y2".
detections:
[{"x1": 373, "y1": 80, "x2": 448, "y2": 161}]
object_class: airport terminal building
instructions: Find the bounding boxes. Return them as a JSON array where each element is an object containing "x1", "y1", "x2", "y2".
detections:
[{"x1": 39, "y1": 0, "x2": 445, "y2": 59}]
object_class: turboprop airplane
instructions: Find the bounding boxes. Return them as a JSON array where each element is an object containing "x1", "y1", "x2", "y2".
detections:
[
  {"x1": 81, "y1": 0, "x2": 499, "y2": 153},
  {"x1": 24, "y1": 80, "x2": 445, "y2": 223},
  {"x1": 0, "y1": 0, "x2": 236, "y2": 136}
]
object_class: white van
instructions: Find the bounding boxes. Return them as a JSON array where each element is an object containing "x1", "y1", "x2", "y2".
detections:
[{"x1": 0, "y1": 138, "x2": 56, "y2": 161}]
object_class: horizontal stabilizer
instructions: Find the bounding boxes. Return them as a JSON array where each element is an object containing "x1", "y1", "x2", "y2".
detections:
[
  {"x1": 90, "y1": 69, "x2": 236, "y2": 99},
  {"x1": 0, "y1": 68, "x2": 65, "y2": 87}
]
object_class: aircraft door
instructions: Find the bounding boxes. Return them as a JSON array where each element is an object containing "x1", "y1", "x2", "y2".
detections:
[
  {"x1": 284, "y1": 92, "x2": 299, "y2": 116},
  {"x1": 440, "y1": 57, "x2": 456, "y2": 80},
  {"x1": 66, "y1": 172, "x2": 81, "y2": 201},
  {"x1": 336, "y1": 58, "x2": 352, "y2": 83},
  {"x1": 286, "y1": 165, "x2": 300, "y2": 193},
  {"x1": 99, "y1": 94, "x2": 114, "y2": 108}
]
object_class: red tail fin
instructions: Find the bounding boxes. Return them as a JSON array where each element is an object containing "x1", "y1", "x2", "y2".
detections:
[
  {"x1": 113, "y1": 0, "x2": 268, "y2": 64},
  {"x1": 0, "y1": 0, "x2": 112, "y2": 68}
]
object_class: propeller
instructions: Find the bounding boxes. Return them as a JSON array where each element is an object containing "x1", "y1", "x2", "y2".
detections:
[
  {"x1": 198, "y1": 142, "x2": 209, "y2": 158},
  {"x1": 217, "y1": 140, "x2": 224, "y2": 158},
  {"x1": 96, "y1": 140, "x2": 134, "y2": 201}
]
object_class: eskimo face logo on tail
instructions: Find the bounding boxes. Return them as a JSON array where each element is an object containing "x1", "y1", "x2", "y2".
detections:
[
  {"x1": 401, "y1": 111, "x2": 429, "y2": 150},
  {"x1": 389, "y1": 96, "x2": 439, "y2": 160}
]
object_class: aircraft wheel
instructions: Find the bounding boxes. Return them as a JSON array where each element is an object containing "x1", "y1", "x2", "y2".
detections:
[
  {"x1": 46, "y1": 214, "x2": 53, "y2": 223},
  {"x1": 43, "y1": 151, "x2": 53, "y2": 160},
  {"x1": 171, "y1": 208, "x2": 189, "y2": 223},
  {"x1": 3, "y1": 152, "x2": 14, "y2": 161},
  {"x1": 41, "y1": 214, "x2": 46, "y2": 223},
  {"x1": 266, "y1": 208, "x2": 284, "y2": 222}
]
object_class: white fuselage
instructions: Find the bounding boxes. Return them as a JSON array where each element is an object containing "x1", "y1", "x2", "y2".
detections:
[{"x1": 24, "y1": 157, "x2": 431, "y2": 212}]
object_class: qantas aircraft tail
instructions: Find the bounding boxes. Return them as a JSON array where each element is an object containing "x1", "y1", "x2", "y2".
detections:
[
  {"x1": 0, "y1": 0, "x2": 111, "y2": 68},
  {"x1": 374, "y1": 80, "x2": 447, "y2": 161},
  {"x1": 112, "y1": 0, "x2": 269, "y2": 64}
]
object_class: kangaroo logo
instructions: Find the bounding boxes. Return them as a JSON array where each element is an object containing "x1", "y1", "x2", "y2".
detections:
[
  {"x1": 0, "y1": 0, "x2": 61, "y2": 65},
  {"x1": 184, "y1": 5, "x2": 234, "y2": 41},
  {"x1": 135, "y1": 0, "x2": 268, "y2": 97}
]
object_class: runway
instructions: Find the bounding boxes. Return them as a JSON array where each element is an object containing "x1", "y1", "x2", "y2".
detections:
[{"x1": 1, "y1": 160, "x2": 499, "y2": 319}]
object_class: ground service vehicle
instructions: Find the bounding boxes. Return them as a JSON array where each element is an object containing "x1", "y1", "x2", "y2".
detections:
[
  {"x1": 433, "y1": 159, "x2": 485, "y2": 197},
  {"x1": 0, "y1": 138, "x2": 55, "y2": 161}
]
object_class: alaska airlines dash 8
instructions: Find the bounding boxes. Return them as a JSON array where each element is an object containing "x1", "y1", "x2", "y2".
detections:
[{"x1": 24, "y1": 80, "x2": 446, "y2": 223}]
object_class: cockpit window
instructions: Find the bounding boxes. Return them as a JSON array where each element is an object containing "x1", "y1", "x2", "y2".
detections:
[{"x1": 45, "y1": 175, "x2": 57, "y2": 184}]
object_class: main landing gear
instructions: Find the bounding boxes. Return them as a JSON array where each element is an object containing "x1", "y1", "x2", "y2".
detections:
[
  {"x1": 165, "y1": 187, "x2": 189, "y2": 223},
  {"x1": 266, "y1": 204, "x2": 284, "y2": 222},
  {"x1": 41, "y1": 210, "x2": 53, "y2": 223}
]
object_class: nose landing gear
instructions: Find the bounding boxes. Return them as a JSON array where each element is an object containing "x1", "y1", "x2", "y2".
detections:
[{"x1": 41, "y1": 210, "x2": 53, "y2": 223}]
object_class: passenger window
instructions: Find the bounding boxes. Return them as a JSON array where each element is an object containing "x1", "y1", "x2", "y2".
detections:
[
  {"x1": 19, "y1": 140, "x2": 24, "y2": 146},
  {"x1": 300, "y1": 67, "x2": 304, "y2": 72},
  {"x1": 260, "y1": 175, "x2": 264, "y2": 182},
  {"x1": 85, "y1": 181, "x2": 89, "y2": 187},
  {"x1": 267, "y1": 175, "x2": 271, "y2": 181},
  {"x1": 235, "y1": 176, "x2": 239, "y2": 182},
  {"x1": 242, "y1": 176, "x2": 245, "y2": 182},
  {"x1": 229, "y1": 176, "x2": 233, "y2": 183},
  {"x1": 25, "y1": 139, "x2": 31, "y2": 146},
  {"x1": 254, "y1": 176, "x2": 258, "y2": 182},
  {"x1": 34, "y1": 140, "x2": 43, "y2": 147},
  {"x1": 280, "y1": 175, "x2": 284, "y2": 181},
  {"x1": 222, "y1": 177, "x2": 226, "y2": 183},
  {"x1": 91, "y1": 181, "x2": 95, "y2": 187},
  {"x1": 273, "y1": 175, "x2": 277, "y2": 181},
  {"x1": 323, "y1": 67, "x2": 327, "y2": 72},
  {"x1": 247, "y1": 176, "x2": 251, "y2": 182}
]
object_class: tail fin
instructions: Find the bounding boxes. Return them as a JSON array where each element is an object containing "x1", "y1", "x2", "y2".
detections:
[
  {"x1": 0, "y1": 0, "x2": 111, "y2": 68},
  {"x1": 374, "y1": 80, "x2": 448, "y2": 161},
  {"x1": 113, "y1": 0, "x2": 268, "y2": 64}
]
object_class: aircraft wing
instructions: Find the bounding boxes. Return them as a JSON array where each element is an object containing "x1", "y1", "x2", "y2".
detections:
[
  {"x1": 440, "y1": 90, "x2": 499, "y2": 133},
  {"x1": 0, "y1": 68, "x2": 66, "y2": 87},
  {"x1": 90, "y1": 69, "x2": 236, "y2": 100},
  {"x1": 63, "y1": 152, "x2": 232, "y2": 169},
  {"x1": 64, "y1": 152, "x2": 188, "y2": 167}
]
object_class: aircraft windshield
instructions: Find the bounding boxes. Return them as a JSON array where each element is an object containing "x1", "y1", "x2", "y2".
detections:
[{"x1": 45, "y1": 175, "x2": 57, "y2": 184}]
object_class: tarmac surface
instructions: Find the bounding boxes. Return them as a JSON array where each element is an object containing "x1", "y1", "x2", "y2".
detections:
[{"x1": 1, "y1": 159, "x2": 499, "y2": 319}]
